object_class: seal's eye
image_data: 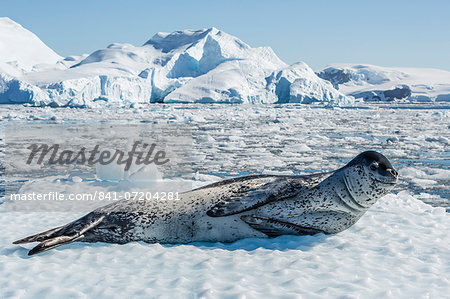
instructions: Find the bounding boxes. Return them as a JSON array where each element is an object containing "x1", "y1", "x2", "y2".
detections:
[{"x1": 370, "y1": 162, "x2": 379, "y2": 171}]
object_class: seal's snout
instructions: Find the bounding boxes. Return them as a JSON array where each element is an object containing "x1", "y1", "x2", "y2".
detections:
[{"x1": 388, "y1": 168, "x2": 398, "y2": 178}]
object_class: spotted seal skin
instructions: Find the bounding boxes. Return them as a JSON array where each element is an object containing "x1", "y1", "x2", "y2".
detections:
[{"x1": 14, "y1": 151, "x2": 398, "y2": 255}]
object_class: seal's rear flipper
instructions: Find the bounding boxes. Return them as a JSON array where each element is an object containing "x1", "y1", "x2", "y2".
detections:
[
  {"x1": 240, "y1": 215, "x2": 324, "y2": 237},
  {"x1": 28, "y1": 234, "x2": 85, "y2": 256},
  {"x1": 13, "y1": 212, "x2": 106, "y2": 256},
  {"x1": 13, "y1": 226, "x2": 64, "y2": 244}
]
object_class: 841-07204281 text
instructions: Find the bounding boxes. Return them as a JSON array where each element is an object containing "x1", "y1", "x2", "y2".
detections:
[{"x1": 9, "y1": 191, "x2": 181, "y2": 202}]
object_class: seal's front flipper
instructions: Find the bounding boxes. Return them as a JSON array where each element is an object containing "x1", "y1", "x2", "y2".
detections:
[
  {"x1": 14, "y1": 212, "x2": 105, "y2": 256},
  {"x1": 207, "y1": 179, "x2": 308, "y2": 217},
  {"x1": 240, "y1": 215, "x2": 324, "y2": 237}
]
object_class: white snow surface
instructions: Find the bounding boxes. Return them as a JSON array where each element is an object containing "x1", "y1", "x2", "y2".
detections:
[
  {"x1": 317, "y1": 64, "x2": 450, "y2": 103},
  {"x1": 0, "y1": 17, "x2": 61, "y2": 76},
  {"x1": 1, "y1": 191, "x2": 448, "y2": 298},
  {"x1": 0, "y1": 20, "x2": 352, "y2": 106}
]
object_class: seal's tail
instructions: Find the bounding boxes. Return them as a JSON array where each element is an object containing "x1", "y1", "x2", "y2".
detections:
[{"x1": 13, "y1": 212, "x2": 105, "y2": 256}]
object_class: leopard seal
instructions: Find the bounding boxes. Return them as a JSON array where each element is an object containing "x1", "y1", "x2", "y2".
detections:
[{"x1": 14, "y1": 151, "x2": 398, "y2": 255}]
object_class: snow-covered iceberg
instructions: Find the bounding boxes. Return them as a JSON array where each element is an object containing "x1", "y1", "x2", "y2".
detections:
[
  {"x1": 0, "y1": 17, "x2": 61, "y2": 77},
  {"x1": 3, "y1": 17, "x2": 449, "y2": 106},
  {"x1": 317, "y1": 64, "x2": 450, "y2": 103},
  {"x1": 0, "y1": 19, "x2": 351, "y2": 106}
]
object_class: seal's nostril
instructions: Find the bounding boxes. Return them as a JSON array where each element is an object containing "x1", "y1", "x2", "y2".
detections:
[{"x1": 389, "y1": 169, "x2": 398, "y2": 177}]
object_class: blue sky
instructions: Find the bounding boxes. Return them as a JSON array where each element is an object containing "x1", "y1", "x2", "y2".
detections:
[{"x1": 1, "y1": 0, "x2": 449, "y2": 70}]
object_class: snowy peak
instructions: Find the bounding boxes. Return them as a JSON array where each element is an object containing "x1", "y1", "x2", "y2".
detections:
[
  {"x1": 0, "y1": 17, "x2": 61, "y2": 73},
  {"x1": 144, "y1": 27, "x2": 250, "y2": 53},
  {"x1": 143, "y1": 27, "x2": 284, "y2": 69},
  {"x1": 144, "y1": 28, "x2": 217, "y2": 52}
]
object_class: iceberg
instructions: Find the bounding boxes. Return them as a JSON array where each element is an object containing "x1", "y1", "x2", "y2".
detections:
[
  {"x1": 0, "y1": 20, "x2": 351, "y2": 106},
  {"x1": 266, "y1": 62, "x2": 352, "y2": 105},
  {"x1": 317, "y1": 64, "x2": 450, "y2": 103}
]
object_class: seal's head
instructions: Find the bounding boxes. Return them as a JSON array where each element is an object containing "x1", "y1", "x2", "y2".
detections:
[{"x1": 342, "y1": 151, "x2": 398, "y2": 208}]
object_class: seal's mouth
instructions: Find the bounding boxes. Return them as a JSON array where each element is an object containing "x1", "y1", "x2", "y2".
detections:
[{"x1": 374, "y1": 178, "x2": 398, "y2": 185}]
